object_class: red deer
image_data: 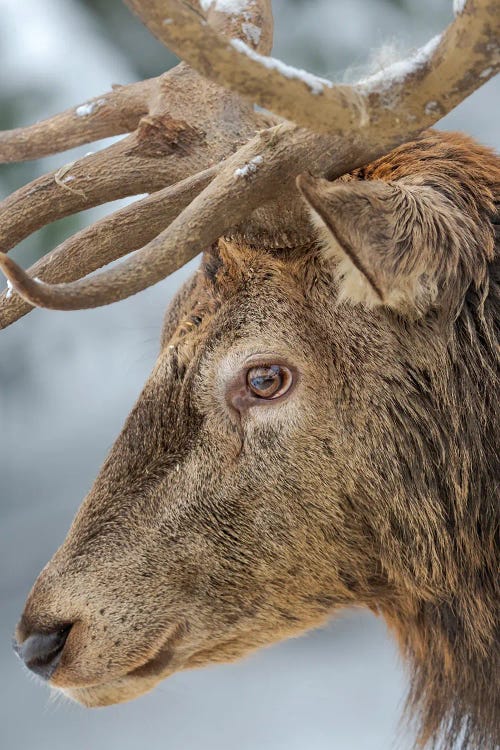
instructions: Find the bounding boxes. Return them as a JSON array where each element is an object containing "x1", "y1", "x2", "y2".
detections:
[{"x1": 1, "y1": 1, "x2": 498, "y2": 748}]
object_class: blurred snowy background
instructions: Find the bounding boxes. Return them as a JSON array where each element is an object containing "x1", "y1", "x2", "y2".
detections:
[{"x1": 0, "y1": 1, "x2": 498, "y2": 749}]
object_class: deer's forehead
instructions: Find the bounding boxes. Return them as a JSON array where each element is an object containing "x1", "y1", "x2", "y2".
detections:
[{"x1": 163, "y1": 246, "x2": 318, "y2": 351}]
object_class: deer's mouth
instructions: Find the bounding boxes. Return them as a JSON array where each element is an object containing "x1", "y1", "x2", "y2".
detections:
[
  {"x1": 52, "y1": 621, "x2": 189, "y2": 707},
  {"x1": 126, "y1": 621, "x2": 188, "y2": 679}
]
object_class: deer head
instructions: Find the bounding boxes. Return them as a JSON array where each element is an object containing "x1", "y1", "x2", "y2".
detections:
[{"x1": 1, "y1": 2, "x2": 499, "y2": 749}]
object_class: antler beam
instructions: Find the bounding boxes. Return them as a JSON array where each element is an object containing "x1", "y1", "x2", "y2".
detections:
[{"x1": 134, "y1": 0, "x2": 499, "y2": 136}]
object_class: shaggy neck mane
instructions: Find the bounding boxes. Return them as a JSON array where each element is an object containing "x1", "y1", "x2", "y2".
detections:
[{"x1": 389, "y1": 254, "x2": 499, "y2": 749}]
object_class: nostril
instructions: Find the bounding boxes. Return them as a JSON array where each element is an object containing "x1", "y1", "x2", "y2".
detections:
[{"x1": 14, "y1": 625, "x2": 72, "y2": 681}]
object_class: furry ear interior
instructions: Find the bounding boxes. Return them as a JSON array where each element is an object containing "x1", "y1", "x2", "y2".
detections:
[{"x1": 297, "y1": 173, "x2": 489, "y2": 318}]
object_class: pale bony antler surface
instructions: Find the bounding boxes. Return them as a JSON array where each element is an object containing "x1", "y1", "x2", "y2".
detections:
[
  {"x1": 0, "y1": 166, "x2": 219, "y2": 329},
  {"x1": 0, "y1": 79, "x2": 155, "y2": 163},
  {"x1": 0, "y1": 71, "x2": 263, "y2": 262},
  {"x1": 0, "y1": 0, "x2": 273, "y2": 326},
  {"x1": 0, "y1": 0, "x2": 498, "y2": 316},
  {"x1": 148, "y1": 0, "x2": 499, "y2": 136}
]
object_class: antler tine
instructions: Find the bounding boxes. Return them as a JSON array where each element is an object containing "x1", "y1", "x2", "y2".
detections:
[
  {"x1": 0, "y1": 0, "x2": 273, "y2": 165},
  {"x1": 0, "y1": 79, "x2": 156, "y2": 163},
  {"x1": 0, "y1": 164, "x2": 219, "y2": 329},
  {"x1": 0, "y1": 126, "x2": 276, "y2": 310},
  {"x1": 0, "y1": 132, "x2": 187, "y2": 254},
  {"x1": 154, "y1": 0, "x2": 499, "y2": 137},
  {"x1": 0, "y1": 0, "x2": 278, "y2": 326},
  {"x1": 0, "y1": 0, "x2": 275, "y2": 259}
]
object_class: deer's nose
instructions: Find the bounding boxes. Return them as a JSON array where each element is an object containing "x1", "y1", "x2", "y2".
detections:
[{"x1": 13, "y1": 625, "x2": 71, "y2": 680}]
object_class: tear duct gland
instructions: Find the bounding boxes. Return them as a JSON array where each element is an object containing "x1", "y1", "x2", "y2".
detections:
[{"x1": 1, "y1": 1, "x2": 499, "y2": 749}]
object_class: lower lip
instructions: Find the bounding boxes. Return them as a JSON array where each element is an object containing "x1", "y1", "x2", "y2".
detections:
[{"x1": 126, "y1": 622, "x2": 186, "y2": 679}]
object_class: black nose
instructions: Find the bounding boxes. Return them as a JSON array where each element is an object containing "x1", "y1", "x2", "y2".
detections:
[{"x1": 13, "y1": 626, "x2": 71, "y2": 680}]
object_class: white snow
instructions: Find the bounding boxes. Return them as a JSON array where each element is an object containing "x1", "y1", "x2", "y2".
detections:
[
  {"x1": 357, "y1": 34, "x2": 442, "y2": 95},
  {"x1": 242, "y1": 22, "x2": 261, "y2": 46},
  {"x1": 234, "y1": 154, "x2": 263, "y2": 178},
  {"x1": 424, "y1": 100, "x2": 440, "y2": 115},
  {"x1": 201, "y1": 0, "x2": 251, "y2": 14},
  {"x1": 453, "y1": 0, "x2": 467, "y2": 16},
  {"x1": 75, "y1": 98, "x2": 105, "y2": 117},
  {"x1": 217, "y1": 0, "x2": 250, "y2": 11},
  {"x1": 480, "y1": 67, "x2": 493, "y2": 78},
  {"x1": 75, "y1": 102, "x2": 96, "y2": 117},
  {"x1": 162, "y1": 18, "x2": 173, "y2": 25},
  {"x1": 202, "y1": 1, "x2": 262, "y2": 48},
  {"x1": 230, "y1": 39, "x2": 333, "y2": 95}
]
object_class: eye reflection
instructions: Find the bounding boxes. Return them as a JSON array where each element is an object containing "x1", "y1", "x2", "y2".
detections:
[{"x1": 246, "y1": 365, "x2": 293, "y2": 399}]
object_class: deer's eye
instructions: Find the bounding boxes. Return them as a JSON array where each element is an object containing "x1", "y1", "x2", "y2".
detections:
[{"x1": 246, "y1": 365, "x2": 292, "y2": 399}]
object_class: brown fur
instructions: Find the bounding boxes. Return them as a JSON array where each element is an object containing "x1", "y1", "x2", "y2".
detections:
[{"x1": 15, "y1": 131, "x2": 499, "y2": 749}]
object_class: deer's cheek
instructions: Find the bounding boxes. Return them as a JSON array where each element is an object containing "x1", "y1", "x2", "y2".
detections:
[{"x1": 227, "y1": 385, "x2": 295, "y2": 418}]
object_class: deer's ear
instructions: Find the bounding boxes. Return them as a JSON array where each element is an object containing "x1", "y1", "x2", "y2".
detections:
[{"x1": 297, "y1": 173, "x2": 485, "y2": 318}]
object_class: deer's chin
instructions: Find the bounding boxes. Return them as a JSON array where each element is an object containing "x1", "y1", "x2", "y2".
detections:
[
  {"x1": 61, "y1": 671, "x2": 170, "y2": 707},
  {"x1": 50, "y1": 625, "x2": 188, "y2": 707}
]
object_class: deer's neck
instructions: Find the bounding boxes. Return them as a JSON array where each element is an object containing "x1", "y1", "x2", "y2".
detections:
[{"x1": 383, "y1": 551, "x2": 499, "y2": 750}]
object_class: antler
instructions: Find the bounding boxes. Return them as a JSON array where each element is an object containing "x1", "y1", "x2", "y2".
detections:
[
  {"x1": 0, "y1": 0, "x2": 273, "y2": 327},
  {"x1": 149, "y1": 0, "x2": 499, "y2": 136},
  {"x1": 0, "y1": 0, "x2": 498, "y2": 320},
  {"x1": 0, "y1": 165, "x2": 219, "y2": 328},
  {"x1": 0, "y1": 80, "x2": 155, "y2": 163}
]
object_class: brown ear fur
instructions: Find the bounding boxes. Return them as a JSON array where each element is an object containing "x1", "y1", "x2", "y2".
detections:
[{"x1": 298, "y1": 131, "x2": 498, "y2": 318}]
